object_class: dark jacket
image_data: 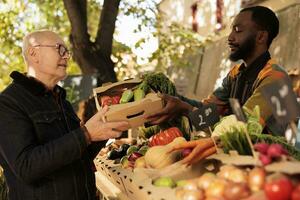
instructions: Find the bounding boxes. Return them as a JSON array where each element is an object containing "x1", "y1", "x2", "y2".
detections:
[{"x1": 0, "y1": 71, "x2": 104, "y2": 200}]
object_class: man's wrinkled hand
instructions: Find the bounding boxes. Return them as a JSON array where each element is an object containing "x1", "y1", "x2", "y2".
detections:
[{"x1": 84, "y1": 106, "x2": 130, "y2": 141}]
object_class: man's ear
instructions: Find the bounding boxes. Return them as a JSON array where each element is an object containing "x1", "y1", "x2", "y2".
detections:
[
  {"x1": 256, "y1": 30, "x2": 268, "y2": 45},
  {"x1": 28, "y1": 47, "x2": 39, "y2": 63}
]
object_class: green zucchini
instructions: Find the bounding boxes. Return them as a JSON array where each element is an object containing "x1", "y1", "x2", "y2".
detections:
[{"x1": 120, "y1": 89, "x2": 134, "y2": 103}]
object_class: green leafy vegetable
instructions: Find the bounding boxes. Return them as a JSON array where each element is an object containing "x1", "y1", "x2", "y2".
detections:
[{"x1": 137, "y1": 72, "x2": 190, "y2": 140}]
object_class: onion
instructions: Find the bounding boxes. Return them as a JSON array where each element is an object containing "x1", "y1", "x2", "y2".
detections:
[
  {"x1": 206, "y1": 179, "x2": 227, "y2": 198},
  {"x1": 248, "y1": 167, "x2": 266, "y2": 192},
  {"x1": 217, "y1": 165, "x2": 247, "y2": 183},
  {"x1": 217, "y1": 165, "x2": 236, "y2": 180},
  {"x1": 197, "y1": 173, "x2": 216, "y2": 190},
  {"x1": 182, "y1": 190, "x2": 204, "y2": 200},
  {"x1": 223, "y1": 182, "x2": 251, "y2": 200},
  {"x1": 176, "y1": 188, "x2": 205, "y2": 200},
  {"x1": 182, "y1": 180, "x2": 198, "y2": 191}
]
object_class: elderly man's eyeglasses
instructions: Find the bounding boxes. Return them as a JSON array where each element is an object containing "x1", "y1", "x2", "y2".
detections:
[{"x1": 33, "y1": 44, "x2": 71, "y2": 58}]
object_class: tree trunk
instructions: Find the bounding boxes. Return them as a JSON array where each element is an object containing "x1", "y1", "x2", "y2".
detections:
[{"x1": 63, "y1": 0, "x2": 120, "y2": 85}]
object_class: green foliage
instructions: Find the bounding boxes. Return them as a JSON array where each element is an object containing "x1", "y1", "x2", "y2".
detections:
[
  {"x1": 150, "y1": 22, "x2": 211, "y2": 72},
  {"x1": 137, "y1": 72, "x2": 191, "y2": 139},
  {"x1": 218, "y1": 106, "x2": 300, "y2": 160},
  {"x1": 250, "y1": 133, "x2": 300, "y2": 160},
  {"x1": 0, "y1": 0, "x2": 81, "y2": 91},
  {"x1": 142, "y1": 72, "x2": 176, "y2": 95},
  {"x1": 0, "y1": 0, "x2": 143, "y2": 91},
  {"x1": 220, "y1": 127, "x2": 300, "y2": 160},
  {"x1": 0, "y1": 0, "x2": 212, "y2": 96},
  {"x1": 65, "y1": 84, "x2": 80, "y2": 104},
  {"x1": 220, "y1": 127, "x2": 252, "y2": 155}
]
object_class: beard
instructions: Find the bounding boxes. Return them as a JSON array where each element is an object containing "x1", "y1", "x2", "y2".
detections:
[{"x1": 229, "y1": 33, "x2": 256, "y2": 62}]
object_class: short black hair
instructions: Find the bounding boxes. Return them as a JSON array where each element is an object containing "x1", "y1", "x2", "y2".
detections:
[{"x1": 240, "y1": 6, "x2": 279, "y2": 47}]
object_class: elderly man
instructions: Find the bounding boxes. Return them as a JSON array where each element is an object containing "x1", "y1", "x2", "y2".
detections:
[
  {"x1": 147, "y1": 6, "x2": 292, "y2": 136},
  {"x1": 0, "y1": 30, "x2": 129, "y2": 200}
]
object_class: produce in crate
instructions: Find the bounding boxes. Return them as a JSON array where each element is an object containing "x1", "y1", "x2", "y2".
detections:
[
  {"x1": 119, "y1": 144, "x2": 149, "y2": 169},
  {"x1": 119, "y1": 89, "x2": 134, "y2": 103},
  {"x1": 174, "y1": 165, "x2": 267, "y2": 200},
  {"x1": 144, "y1": 137, "x2": 186, "y2": 169},
  {"x1": 213, "y1": 106, "x2": 300, "y2": 161},
  {"x1": 107, "y1": 143, "x2": 130, "y2": 160},
  {"x1": 153, "y1": 177, "x2": 176, "y2": 188},
  {"x1": 292, "y1": 183, "x2": 300, "y2": 200},
  {"x1": 264, "y1": 174, "x2": 293, "y2": 200},
  {"x1": 93, "y1": 77, "x2": 164, "y2": 128},
  {"x1": 100, "y1": 95, "x2": 121, "y2": 107},
  {"x1": 248, "y1": 167, "x2": 266, "y2": 192},
  {"x1": 148, "y1": 127, "x2": 183, "y2": 147},
  {"x1": 167, "y1": 137, "x2": 217, "y2": 165},
  {"x1": 254, "y1": 143, "x2": 289, "y2": 165},
  {"x1": 137, "y1": 72, "x2": 191, "y2": 140}
]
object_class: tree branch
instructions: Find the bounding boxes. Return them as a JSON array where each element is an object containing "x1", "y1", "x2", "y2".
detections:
[
  {"x1": 95, "y1": 0, "x2": 120, "y2": 57},
  {"x1": 63, "y1": 0, "x2": 90, "y2": 47}
]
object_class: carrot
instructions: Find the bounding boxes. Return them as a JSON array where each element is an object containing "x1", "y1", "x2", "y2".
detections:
[
  {"x1": 181, "y1": 140, "x2": 215, "y2": 164},
  {"x1": 187, "y1": 146, "x2": 217, "y2": 165},
  {"x1": 168, "y1": 138, "x2": 213, "y2": 153}
]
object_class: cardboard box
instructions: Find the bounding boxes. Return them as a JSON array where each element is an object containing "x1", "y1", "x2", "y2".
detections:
[
  {"x1": 93, "y1": 79, "x2": 164, "y2": 128},
  {"x1": 94, "y1": 154, "x2": 220, "y2": 200}
]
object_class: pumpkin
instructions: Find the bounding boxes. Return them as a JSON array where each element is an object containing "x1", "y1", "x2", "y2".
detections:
[{"x1": 149, "y1": 127, "x2": 183, "y2": 147}]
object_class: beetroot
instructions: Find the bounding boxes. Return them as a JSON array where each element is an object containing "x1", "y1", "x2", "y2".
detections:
[
  {"x1": 128, "y1": 152, "x2": 143, "y2": 162},
  {"x1": 181, "y1": 148, "x2": 193, "y2": 158},
  {"x1": 259, "y1": 154, "x2": 272, "y2": 165},
  {"x1": 267, "y1": 144, "x2": 288, "y2": 159},
  {"x1": 254, "y1": 143, "x2": 269, "y2": 154}
]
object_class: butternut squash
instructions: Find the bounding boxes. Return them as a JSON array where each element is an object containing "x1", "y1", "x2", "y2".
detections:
[{"x1": 144, "y1": 137, "x2": 186, "y2": 169}]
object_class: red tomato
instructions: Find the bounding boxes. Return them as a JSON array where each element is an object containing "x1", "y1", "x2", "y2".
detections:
[
  {"x1": 149, "y1": 127, "x2": 183, "y2": 146},
  {"x1": 264, "y1": 177, "x2": 293, "y2": 200},
  {"x1": 168, "y1": 127, "x2": 183, "y2": 137},
  {"x1": 292, "y1": 184, "x2": 300, "y2": 200},
  {"x1": 111, "y1": 95, "x2": 121, "y2": 104},
  {"x1": 101, "y1": 96, "x2": 113, "y2": 107}
]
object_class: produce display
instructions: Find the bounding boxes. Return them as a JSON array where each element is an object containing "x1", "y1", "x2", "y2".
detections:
[
  {"x1": 99, "y1": 72, "x2": 174, "y2": 107},
  {"x1": 94, "y1": 76, "x2": 300, "y2": 200},
  {"x1": 148, "y1": 127, "x2": 183, "y2": 147}
]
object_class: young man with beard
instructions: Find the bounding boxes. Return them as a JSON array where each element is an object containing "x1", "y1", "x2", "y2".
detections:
[{"x1": 146, "y1": 6, "x2": 292, "y2": 136}]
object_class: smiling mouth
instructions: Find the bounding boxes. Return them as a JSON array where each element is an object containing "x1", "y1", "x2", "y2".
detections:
[{"x1": 229, "y1": 44, "x2": 238, "y2": 52}]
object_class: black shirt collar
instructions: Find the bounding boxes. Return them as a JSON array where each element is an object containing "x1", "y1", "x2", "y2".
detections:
[
  {"x1": 239, "y1": 51, "x2": 271, "y2": 77},
  {"x1": 10, "y1": 71, "x2": 66, "y2": 98}
]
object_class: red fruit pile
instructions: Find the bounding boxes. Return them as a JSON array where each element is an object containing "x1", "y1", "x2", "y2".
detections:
[{"x1": 254, "y1": 143, "x2": 288, "y2": 165}]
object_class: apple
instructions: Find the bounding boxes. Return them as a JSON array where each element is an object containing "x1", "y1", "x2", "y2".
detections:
[{"x1": 153, "y1": 177, "x2": 176, "y2": 188}]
